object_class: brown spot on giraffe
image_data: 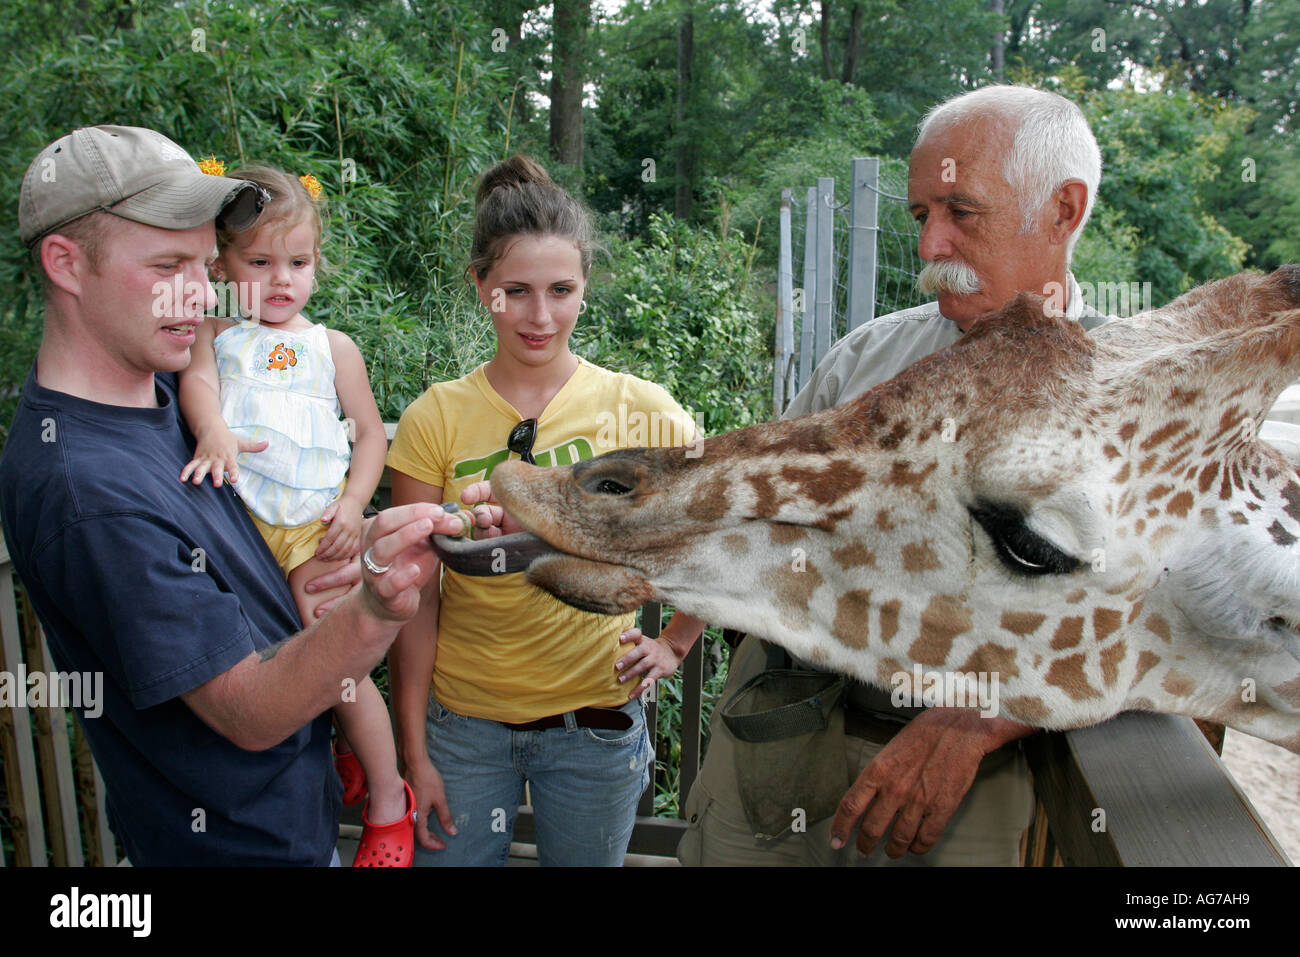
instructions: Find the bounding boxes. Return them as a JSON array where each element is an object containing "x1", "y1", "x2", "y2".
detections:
[
  {"x1": 1113, "y1": 462, "x2": 1130, "y2": 484},
  {"x1": 1268, "y1": 520, "x2": 1298, "y2": 547},
  {"x1": 879, "y1": 600, "x2": 901, "y2": 644},
  {"x1": 1165, "y1": 491, "x2": 1194, "y2": 517},
  {"x1": 1199, "y1": 507, "x2": 1218, "y2": 529},
  {"x1": 875, "y1": 508, "x2": 896, "y2": 531},
  {"x1": 1245, "y1": 501, "x2": 1261, "y2": 512},
  {"x1": 1272, "y1": 674, "x2": 1300, "y2": 704},
  {"x1": 886, "y1": 459, "x2": 937, "y2": 494},
  {"x1": 1093, "y1": 607, "x2": 1123, "y2": 641},
  {"x1": 1145, "y1": 614, "x2": 1172, "y2": 643},
  {"x1": 1118, "y1": 421, "x2": 1139, "y2": 443},
  {"x1": 779, "y1": 462, "x2": 867, "y2": 506},
  {"x1": 1137, "y1": 453, "x2": 1160, "y2": 477},
  {"x1": 1064, "y1": 589, "x2": 1087, "y2": 604},
  {"x1": 1133, "y1": 650, "x2": 1161, "y2": 685},
  {"x1": 1139, "y1": 419, "x2": 1190, "y2": 452},
  {"x1": 1145, "y1": 484, "x2": 1174, "y2": 503},
  {"x1": 768, "y1": 524, "x2": 806, "y2": 546},
  {"x1": 909, "y1": 594, "x2": 973, "y2": 666},
  {"x1": 1219, "y1": 468, "x2": 1234, "y2": 501},
  {"x1": 1134, "y1": 518, "x2": 1146, "y2": 535},
  {"x1": 957, "y1": 642, "x2": 1020, "y2": 679},
  {"x1": 1148, "y1": 525, "x2": 1178, "y2": 546},
  {"x1": 831, "y1": 542, "x2": 877, "y2": 570},
  {"x1": 1000, "y1": 610, "x2": 1047, "y2": 636},
  {"x1": 723, "y1": 533, "x2": 749, "y2": 555},
  {"x1": 1281, "y1": 481, "x2": 1300, "y2": 524},
  {"x1": 878, "y1": 421, "x2": 910, "y2": 450},
  {"x1": 761, "y1": 563, "x2": 824, "y2": 629},
  {"x1": 1126, "y1": 600, "x2": 1144, "y2": 623},
  {"x1": 1161, "y1": 669, "x2": 1197, "y2": 698},
  {"x1": 1045, "y1": 653, "x2": 1103, "y2": 701},
  {"x1": 901, "y1": 540, "x2": 941, "y2": 572},
  {"x1": 1003, "y1": 696, "x2": 1049, "y2": 724},
  {"x1": 1117, "y1": 490, "x2": 1137, "y2": 518},
  {"x1": 831, "y1": 589, "x2": 872, "y2": 649},
  {"x1": 1169, "y1": 386, "x2": 1201, "y2": 405},
  {"x1": 747, "y1": 473, "x2": 785, "y2": 518},
  {"x1": 1230, "y1": 511, "x2": 1249, "y2": 525},
  {"x1": 1102, "y1": 443, "x2": 1120, "y2": 460},
  {"x1": 691, "y1": 477, "x2": 731, "y2": 523},
  {"x1": 1099, "y1": 641, "x2": 1128, "y2": 687},
  {"x1": 1050, "y1": 616, "x2": 1084, "y2": 650}
]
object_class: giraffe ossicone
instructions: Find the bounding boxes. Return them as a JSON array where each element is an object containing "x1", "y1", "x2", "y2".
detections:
[{"x1": 440, "y1": 266, "x2": 1300, "y2": 753}]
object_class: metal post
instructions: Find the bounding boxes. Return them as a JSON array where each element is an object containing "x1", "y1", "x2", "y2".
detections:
[
  {"x1": 798, "y1": 186, "x2": 817, "y2": 388},
  {"x1": 846, "y1": 157, "x2": 879, "y2": 332},
  {"x1": 814, "y1": 177, "x2": 835, "y2": 367},
  {"x1": 775, "y1": 189, "x2": 795, "y2": 416}
]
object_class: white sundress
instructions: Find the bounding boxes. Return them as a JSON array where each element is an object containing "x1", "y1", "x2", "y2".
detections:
[{"x1": 213, "y1": 321, "x2": 350, "y2": 527}]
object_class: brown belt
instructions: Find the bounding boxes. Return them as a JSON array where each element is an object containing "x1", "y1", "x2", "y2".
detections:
[
  {"x1": 502, "y1": 706, "x2": 633, "y2": 732},
  {"x1": 843, "y1": 706, "x2": 909, "y2": 745}
]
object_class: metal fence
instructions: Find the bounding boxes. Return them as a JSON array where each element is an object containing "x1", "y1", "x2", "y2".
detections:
[{"x1": 774, "y1": 157, "x2": 924, "y2": 415}]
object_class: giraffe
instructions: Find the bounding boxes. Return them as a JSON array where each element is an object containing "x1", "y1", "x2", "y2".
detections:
[{"x1": 434, "y1": 266, "x2": 1300, "y2": 753}]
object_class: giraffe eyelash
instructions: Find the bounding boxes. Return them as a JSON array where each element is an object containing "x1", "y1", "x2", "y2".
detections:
[{"x1": 968, "y1": 501, "x2": 1082, "y2": 577}]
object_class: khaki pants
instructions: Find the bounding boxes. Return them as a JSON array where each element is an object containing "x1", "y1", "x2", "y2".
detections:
[{"x1": 677, "y1": 636, "x2": 1035, "y2": 866}]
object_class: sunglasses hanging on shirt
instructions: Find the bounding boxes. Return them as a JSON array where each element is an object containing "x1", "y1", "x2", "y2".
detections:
[{"x1": 508, "y1": 418, "x2": 538, "y2": 465}]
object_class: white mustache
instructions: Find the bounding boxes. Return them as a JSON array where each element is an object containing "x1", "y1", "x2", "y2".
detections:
[{"x1": 917, "y1": 260, "x2": 981, "y2": 296}]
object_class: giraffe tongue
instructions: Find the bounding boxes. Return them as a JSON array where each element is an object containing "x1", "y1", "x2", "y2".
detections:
[{"x1": 430, "y1": 532, "x2": 559, "y2": 576}]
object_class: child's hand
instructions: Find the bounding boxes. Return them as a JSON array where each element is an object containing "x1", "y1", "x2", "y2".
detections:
[
  {"x1": 180, "y1": 427, "x2": 268, "y2": 487},
  {"x1": 316, "y1": 497, "x2": 364, "y2": 561}
]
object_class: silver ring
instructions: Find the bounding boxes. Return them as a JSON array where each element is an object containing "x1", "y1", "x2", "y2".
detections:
[{"x1": 362, "y1": 547, "x2": 392, "y2": 575}]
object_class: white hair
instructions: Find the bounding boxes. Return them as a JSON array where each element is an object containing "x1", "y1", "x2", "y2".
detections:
[{"x1": 917, "y1": 85, "x2": 1102, "y2": 260}]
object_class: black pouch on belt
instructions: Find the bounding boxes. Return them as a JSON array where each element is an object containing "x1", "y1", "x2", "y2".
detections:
[{"x1": 719, "y1": 649, "x2": 850, "y2": 840}]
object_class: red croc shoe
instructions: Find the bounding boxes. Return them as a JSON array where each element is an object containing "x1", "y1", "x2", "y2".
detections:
[
  {"x1": 353, "y1": 781, "x2": 416, "y2": 867},
  {"x1": 333, "y1": 743, "x2": 367, "y2": 806}
]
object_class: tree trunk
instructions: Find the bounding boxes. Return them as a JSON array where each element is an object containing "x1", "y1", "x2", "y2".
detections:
[
  {"x1": 989, "y1": 0, "x2": 1004, "y2": 80},
  {"x1": 675, "y1": 7, "x2": 695, "y2": 220},
  {"x1": 819, "y1": 0, "x2": 834, "y2": 81},
  {"x1": 841, "y1": 2, "x2": 861, "y2": 84},
  {"x1": 549, "y1": 0, "x2": 589, "y2": 169}
]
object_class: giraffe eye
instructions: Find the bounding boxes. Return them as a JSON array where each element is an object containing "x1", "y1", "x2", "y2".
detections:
[
  {"x1": 969, "y1": 501, "x2": 1081, "y2": 577},
  {"x1": 595, "y1": 478, "x2": 633, "y2": 495}
]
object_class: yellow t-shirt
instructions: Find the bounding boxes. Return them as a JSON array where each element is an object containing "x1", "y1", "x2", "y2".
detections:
[{"x1": 386, "y1": 358, "x2": 696, "y2": 723}]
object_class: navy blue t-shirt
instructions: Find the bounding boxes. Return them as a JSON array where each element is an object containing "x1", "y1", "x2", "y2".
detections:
[{"x1": 0, "y1": 368, "x2": 341, "y2": 864}]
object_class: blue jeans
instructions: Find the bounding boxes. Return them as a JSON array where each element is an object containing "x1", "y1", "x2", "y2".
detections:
[{"x1": 414, "y1": 694, "x2": 652, "y2": 866}]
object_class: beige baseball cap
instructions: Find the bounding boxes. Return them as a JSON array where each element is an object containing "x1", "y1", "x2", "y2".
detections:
[{"x1": 19, "y1": 125, "x2": 264, "y2": 247}]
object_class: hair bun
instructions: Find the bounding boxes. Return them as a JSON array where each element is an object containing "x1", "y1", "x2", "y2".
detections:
[{"x1": 475, "y1": 155, "x2": 554, "y2": 207}]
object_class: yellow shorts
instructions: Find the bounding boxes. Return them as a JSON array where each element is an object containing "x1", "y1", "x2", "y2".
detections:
[{"x1": 248, "y1": 510, "x2": 331, "y2": 576}]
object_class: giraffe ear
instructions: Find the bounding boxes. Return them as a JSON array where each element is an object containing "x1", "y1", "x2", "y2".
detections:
[{"x1": 1097, "y1": 268, "x2": 1300, "y2": 450}]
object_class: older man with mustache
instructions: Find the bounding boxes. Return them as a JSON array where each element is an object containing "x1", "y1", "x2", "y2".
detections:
[{"x1": 678, "y1": 85, "x2": 1109, "y2": 867}]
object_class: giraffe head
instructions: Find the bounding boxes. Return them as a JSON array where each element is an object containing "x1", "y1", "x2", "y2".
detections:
[{"x1": 444, "y1": 267, "x2": 1300, "y2": 752}]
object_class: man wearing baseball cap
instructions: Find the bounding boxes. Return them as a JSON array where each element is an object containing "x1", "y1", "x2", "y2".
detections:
[{"x1": 0, "y1": 125, "x2": 462, "y2": 865}]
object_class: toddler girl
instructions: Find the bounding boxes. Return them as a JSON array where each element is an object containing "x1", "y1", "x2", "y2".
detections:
[{"x1": 178, "y1": 165, "x2": 414, "y2": 866}]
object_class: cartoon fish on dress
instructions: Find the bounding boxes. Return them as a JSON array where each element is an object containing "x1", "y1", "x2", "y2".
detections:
[{"x1": 266, "y1": 343, "x2": 297, "y2": 370}]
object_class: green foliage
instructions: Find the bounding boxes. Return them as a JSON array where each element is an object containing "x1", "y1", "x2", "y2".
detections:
[
  {"x1": 577, "y1": 211, "x2": 770, "y2": 435},
  {"x1": 0, "y1": 0, "x2": 526, "y2": 441},
  {"x1": 1081, "y1": 85, "x2": 1250, "y2": 300}
]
